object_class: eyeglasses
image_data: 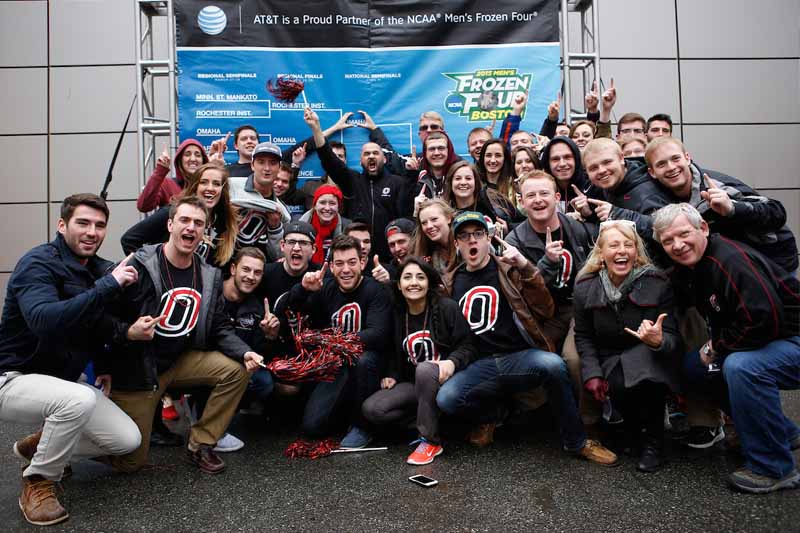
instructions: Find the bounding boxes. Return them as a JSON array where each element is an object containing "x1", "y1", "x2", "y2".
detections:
[
  {"x1": 419, "y1": 124, "x2": 442, "y2": 132},
  {"x1": 285, "y1": 239, "x2": 313, "y2": 248},
  {"x1": 619, "y1": 127, "x2": 644, "y2": 135},
  {"x1": 455, "y1": 229, "x2": 487, "y2": 242},
  {"x1": 599, "y1": 219, "x2": 637, "y2": 232}
]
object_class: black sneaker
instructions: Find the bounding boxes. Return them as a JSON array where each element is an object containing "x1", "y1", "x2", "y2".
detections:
[{"x1": 686, "y1": 425, "x2": 725, "y2": 449}]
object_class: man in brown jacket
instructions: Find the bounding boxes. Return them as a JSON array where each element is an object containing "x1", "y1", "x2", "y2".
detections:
[{"x1": 436, "y1": 211, "x2": 617, "y2": 466}]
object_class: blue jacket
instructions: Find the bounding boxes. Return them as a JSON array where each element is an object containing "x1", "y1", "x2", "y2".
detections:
[{"x1": 0, "y1": 234, "x2": 122, "y2": 381}]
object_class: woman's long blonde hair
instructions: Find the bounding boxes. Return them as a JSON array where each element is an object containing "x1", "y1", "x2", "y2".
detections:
[{"x1": 577, "y1": 220, "x2": 651, "y2": 280}]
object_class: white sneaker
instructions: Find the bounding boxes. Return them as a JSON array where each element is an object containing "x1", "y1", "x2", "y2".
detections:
[{"x1": 213, "y1": 433, "x2": 244, "y2": 453}]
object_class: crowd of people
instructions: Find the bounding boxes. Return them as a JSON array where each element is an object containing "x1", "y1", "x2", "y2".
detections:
[{"x1": 0, "y1": 79, "x2": 798, "y2": 526}]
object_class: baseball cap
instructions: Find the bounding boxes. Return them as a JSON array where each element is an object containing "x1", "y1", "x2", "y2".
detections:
[
  {"x1": 283, "y1": 220, "x2": 316, "y2": 242},
  {"x1": 251, "y1": 142, "x2": 282, "y2": 160},
  {"x1": 385, "y1": 218, "x2": 415, "y2": 239},
  {"x1": 452, "y1": 211, "x2": 489, "y2": 235}
]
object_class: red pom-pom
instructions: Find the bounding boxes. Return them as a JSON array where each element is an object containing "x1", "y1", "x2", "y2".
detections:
[
  {"x1": 267, "y1": 77, "x2": 305, "y2": 103},
  {"x1": 284, "y1": 438, "x2": 340, "y2": 459}
]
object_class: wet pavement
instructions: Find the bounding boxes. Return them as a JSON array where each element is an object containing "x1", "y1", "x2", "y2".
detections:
[{"x1": 1, "y1": 391, "x2": 798, "y2": 532}]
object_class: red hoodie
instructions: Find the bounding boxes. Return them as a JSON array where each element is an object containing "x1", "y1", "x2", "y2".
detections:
[{"x1": 136, "y1": 139, "x2": 209, "y2": 213}]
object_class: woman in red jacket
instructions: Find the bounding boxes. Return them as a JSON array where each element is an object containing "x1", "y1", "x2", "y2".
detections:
[{"x1": 137, "y1": 139, "x2": 209, "y2": 212}]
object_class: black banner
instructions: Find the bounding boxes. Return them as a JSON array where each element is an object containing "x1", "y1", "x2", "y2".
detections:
[{"x1": 175, "y1": 0, "x2": 559, "y2": 48}]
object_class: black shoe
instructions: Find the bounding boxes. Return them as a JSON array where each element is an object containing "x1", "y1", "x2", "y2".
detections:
[
  {"x1": 150, "y1": 429, "x2": 183, "y2": 447},
  {"x1": 686, "y1": 425, "x2": 725, "y2": 449},
  {"x1": 637, "y1": 444, "x2": 663, "y2": 473}
]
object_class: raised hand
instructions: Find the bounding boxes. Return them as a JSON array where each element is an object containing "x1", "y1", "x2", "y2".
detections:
[
  {"x1": 624, "y1": 313, "x2": 667, "y2": 348},
  {"x1": 405, "y1": 145, "x2": 420, "y2": 171},
  {"x1": 156, "y1": 142, "x2": 171, "y2": 169},
  {"x1": 303, "y1": 107, "x2": 321, "y2": 129},
  {"x1": 544, "y1": 226, "x2": 564, "y2": 263},
  {"x1": 700, "y1": 173, "x2": 734, "y2": 216},
  {"x1": 495, "y1": 237, "x2": 528, "y2": 269},
  {"x1": 512, "y1": 91, "x2": 528, "y2": 116},
  {"x1": 587, "y1": 198, "x2": 613, "y2": 221},
  {"x1": 331, "y1": 111, "x2": 354, "y2": 132},
  {"x1": 585, "y1": 80, "x2": 599, "y2": 113},
  {"x1": 126, "y1": 314, "x2": 165, "y2": 341},
  {"x1": 292, "y1": 143, "x2": 307, "y2": 167},
  {"x1": 601, "y1": 77, "x2": 616, "y2": 112},
  {"x1": 372, "y1": 255, "x2": 390, "y2": 284},
  {"x1": 485, "y1": 117, "x2": 497, "y2": 136},
  {"x1": 547, "y1": 93, "x2": 561, "y2": 122},
  {"x1": 209, "y1": 132, "x2": 231, "y2": 161},
  {"x1": 301, "y1": 261, "x2": 328, "y2": 292},
  {"x1": 259, "y1": 297, "x2": 280, "y2": 339},
  {"x1": 569, "y1": 184, "x2": 593, "y2": 217},
  {"x1": 356, "y1": 110, "x2": 376, "y2": 130},
  {"x1": 413, "y1": 183, "x2": 429, "y2": 216},
  {"x1": 111, "y1": 253, "x2": 138, "y2": 288}
]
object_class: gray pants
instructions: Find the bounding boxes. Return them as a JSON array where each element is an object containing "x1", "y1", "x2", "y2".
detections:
[
  {"x1": 0, "y1": 372, "x2": 141, "y2": 481},
  {"x1": 362, "y1": 362, "x2": 442, "y2": 443}
]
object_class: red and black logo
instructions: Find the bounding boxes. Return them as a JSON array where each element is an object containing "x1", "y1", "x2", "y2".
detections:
[
  {"x1": 556, "y1": 249, "x2": 574, "y2": 288},
  {"x1": 458, "y1": 285, "x2": 499, "y2": 335},
  {"x1": 155, "y1": 288, "x2": 202, "y2": 338},
  {"x1": 331, "y1": 302, "x2": 362, "y2": 333},
  {"x1": 237, "y1": 210, "x2": 269, "y2": 245},
  {"x1": 403, "y1": 330, "x2": 440, "y2": 365}
]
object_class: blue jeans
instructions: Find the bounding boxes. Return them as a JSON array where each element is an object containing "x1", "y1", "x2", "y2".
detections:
[
  {"x1": 301, "y1": 351, "x2": 382, "y2": 438},
  {"x1": 683, "y1": 337, "x2": 800, "y2": 478},
  {"x1": 247, "y1": 368, "x2": 274, "y2": 403},
  {"x1": 436, "y1": 348, "x2": 586, "y2": 451}
]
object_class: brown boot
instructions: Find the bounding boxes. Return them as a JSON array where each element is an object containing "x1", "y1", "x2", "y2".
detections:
[
  {"x1": 467, "y1": 423, "x2": 496, "y2": 447},
  {"x1": 19, "y1": 475, "x2": 69, "y2": 526},
  {"x1": 576, "y1": 439, "x2": 620, "y2": 467},
  {"x1": 13, "y1": 430, "x2": 42, "y2": 463}
]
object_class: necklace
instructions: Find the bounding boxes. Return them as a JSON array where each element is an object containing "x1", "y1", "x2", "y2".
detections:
[
  {"x1": 160, "y1": 248, "x2": 198, "y2": 307},
  {"x1": 405, "y1": 305, "x2": 429, "y2": 350}
]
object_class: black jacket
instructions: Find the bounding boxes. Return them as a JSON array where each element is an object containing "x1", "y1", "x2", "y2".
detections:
[
  {"x1": 104, "y1": 244, "x2": 251, "y2": 391},
  {"x1": 539, "y1": 137, "x2": 597, "y2": 210},
  {"x1": 505, "y1": 213, "x2": 596, "y2": 295},
  {"x1": 388, "y1": 297, "x2": 477, "y2": 382},
  {"x1": 573, "y1": 268, "x2": 682, "y2": 391},
  {"x1": 317, "y1": 140, "x2": 409, "y2": 261},
  {"x1": 673, "y1": 235, "x2": 800, "y2": 359},
  {"x1": 0, "y1": 234, "x2": 121, "y2": 381},
  {"x1": 286, "y1": 275, "x2": 392, "y2": 352}
]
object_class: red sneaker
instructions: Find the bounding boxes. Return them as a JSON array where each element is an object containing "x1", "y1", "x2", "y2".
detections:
[{"x1": 406, "y1": 440, "x2": 443, "y2": 466}]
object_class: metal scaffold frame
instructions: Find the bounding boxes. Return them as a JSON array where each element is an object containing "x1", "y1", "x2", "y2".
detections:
[
  {"x1": 561, "y1": 0, "x2": 601, "y2": 124},
  {"x1": 135, "y1": 0, "x2": 178, "y2": 192}
]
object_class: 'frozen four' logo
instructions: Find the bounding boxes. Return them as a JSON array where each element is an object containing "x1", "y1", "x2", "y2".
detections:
[{"x1": 443, "y1": 68, "x2": 532, "y2": 121}]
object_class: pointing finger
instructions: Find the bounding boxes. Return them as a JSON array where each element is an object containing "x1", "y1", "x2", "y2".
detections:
[
  {"x1": 319, "y1": 261, "x2": 328, "y2": 278},
  {"x1": 557, "y1": 92, "x2": 562, "y2": 104},
  {"x1": 546, "y1": 226, "x2": 552, "y2": 246},
  {"x1": 610, "y1": 77, "x2": 615, "y2": 89},
  {"x1": 411, "y1": 145, "x2": 417, "y2": 160},
  {"x1": 703, "y1": 173, "x2": 718, "y2": 190},
  {"x1": 418, "y1": 183, "x2": 427, "y2": 197},
  {"x1": 224, "y1": 131, "x2": 231, "y2": 145},
  {"x1": 120, "y1": 252, "x2": 135, "y2": 266},
  {"x1": 571, "y1": 184, "x2": 586, "y2": 197},
  {"x1": 592, "y1": 80, "x2": 598, "y2": 93},
  {"x1": 263, "y1": 297, "x2": 271, "y2": 316},
  {"x1": 586, "y1": 198, "x2": 605, "y2": 205},
  {"x1": 373, "y1": 255, "x2": 381, "y2": 268}
]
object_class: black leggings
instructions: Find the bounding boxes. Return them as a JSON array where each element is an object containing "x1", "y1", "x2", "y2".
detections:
[{"x1": 607, "y1": 364, "x2": 668, "y2": 443}]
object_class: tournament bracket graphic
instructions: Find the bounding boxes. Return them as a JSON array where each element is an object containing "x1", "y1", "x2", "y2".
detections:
[{"x1": 175, "y1": 1, "x2": 561, "y2": 184}]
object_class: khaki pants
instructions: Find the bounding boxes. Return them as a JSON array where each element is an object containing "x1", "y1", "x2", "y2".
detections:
[{"x1": 108, "y1": 350, "x2": 248, "y2": 472}]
